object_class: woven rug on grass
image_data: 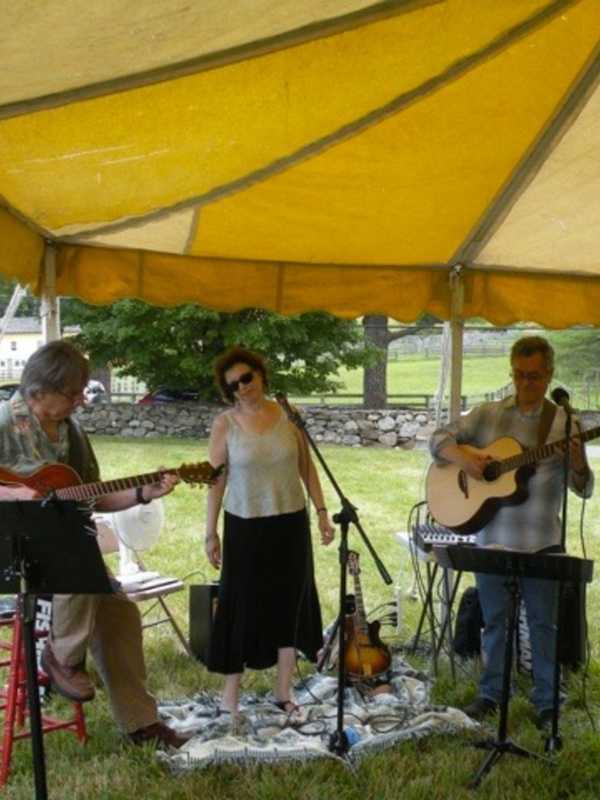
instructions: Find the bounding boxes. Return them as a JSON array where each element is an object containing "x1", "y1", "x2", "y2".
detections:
[{"x1": 157, "y1": 654, "x2": 478, "y2": 772}]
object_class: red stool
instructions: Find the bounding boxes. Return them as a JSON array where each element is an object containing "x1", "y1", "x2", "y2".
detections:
[{"x1": 0, "y1": 601, "x2": 87, "y2": 786}]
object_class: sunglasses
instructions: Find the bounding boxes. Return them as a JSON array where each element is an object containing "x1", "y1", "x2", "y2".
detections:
[{"x1": 226, "y1": 370, "x2": 254, "y2": 393}]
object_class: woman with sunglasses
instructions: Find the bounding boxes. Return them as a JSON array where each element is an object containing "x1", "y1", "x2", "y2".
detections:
[{"x1": 205, "y1": 346, "x2": 334, "y2": 720}]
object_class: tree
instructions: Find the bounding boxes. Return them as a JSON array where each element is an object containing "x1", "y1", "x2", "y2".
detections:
[
  {"x1": 362, "y1": 314, "x2": 439, "y2": 408},
  {"x1": 62, "y1": 300, "x2": 377, "y2": 401}
]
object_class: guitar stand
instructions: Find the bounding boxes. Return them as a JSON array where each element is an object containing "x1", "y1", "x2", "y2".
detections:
[{"x1": 469, "y1": 575, "x2": 550, "y2": 789}]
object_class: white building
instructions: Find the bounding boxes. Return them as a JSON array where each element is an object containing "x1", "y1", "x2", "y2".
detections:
[{"x1": 0, "y1": 318, "x2": 79, "y2": 380}]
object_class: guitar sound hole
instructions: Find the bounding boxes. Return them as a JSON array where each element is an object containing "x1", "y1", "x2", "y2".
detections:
[{"x1": 483, "y1": 461, "x2": 501, "y2": 482}]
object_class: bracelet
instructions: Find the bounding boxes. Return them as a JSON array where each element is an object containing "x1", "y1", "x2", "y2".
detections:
[
  {"x1": 316, "y1": 507, "x2": 327, "y2": 515},
  {"x1": 136, "y1": 486, "x2": 151, "y2": 505}
]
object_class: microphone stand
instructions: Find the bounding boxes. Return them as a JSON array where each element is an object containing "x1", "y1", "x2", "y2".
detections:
[
  {"x1": 547, "y1": 398, "x2": 573, "y2": 754},
  {"x1": 276, "y1": 394, "x2": 392, "y2": 757}
]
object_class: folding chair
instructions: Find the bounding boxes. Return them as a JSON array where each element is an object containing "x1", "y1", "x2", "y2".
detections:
[{"x1": 95, "y1": 501, "x2": 192, "y2": 657}]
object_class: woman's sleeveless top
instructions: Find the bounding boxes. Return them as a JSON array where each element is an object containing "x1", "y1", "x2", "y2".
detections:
[{"x1": 223, "y1": 406, "x2": 306, "y2": 519}]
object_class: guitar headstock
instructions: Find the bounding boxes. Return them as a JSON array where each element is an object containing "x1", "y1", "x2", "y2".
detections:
[
  {"x1": 347, "y1": 550, "x2": 361, "y2": 576},
  {"x1": 178, "y1": 462, "x2": 224, "y2": 487}
]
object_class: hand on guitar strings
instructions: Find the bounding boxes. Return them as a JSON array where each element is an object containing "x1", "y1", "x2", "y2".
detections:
[
  {"x1": 555, "y1": 435, "x2": 588, "y2": 475},
  {"x1": 443, "y1": 443, "x2": 492, "y2": 480},
  {"x1": 143, "y1": 467, "x2": 180, "y2": 501}
]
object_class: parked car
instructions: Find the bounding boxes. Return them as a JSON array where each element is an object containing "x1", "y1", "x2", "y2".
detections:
[
  {"x1": 137, "y1": 387, "x2": 200, "y2": 404},
  {"x1": 0, "y1": 382, "x2": 19, "y2": 402}
]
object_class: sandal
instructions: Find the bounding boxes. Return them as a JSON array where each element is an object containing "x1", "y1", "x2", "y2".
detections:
[{"x1": 273, "y1": 699, "x2": 303, "y2": 717}]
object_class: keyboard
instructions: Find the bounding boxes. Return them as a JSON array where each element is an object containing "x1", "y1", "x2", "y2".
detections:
[
  {"x1": 395, "y1": 523, "x2": 476, "y2": 560},
  {"x1": 413, "y1": 522, "x2": 476, "y2": 552}
]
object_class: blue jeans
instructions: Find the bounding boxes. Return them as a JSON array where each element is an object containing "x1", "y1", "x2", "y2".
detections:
[{"x1": 476, "y1": 572, "x2": 558, "y2": 712}]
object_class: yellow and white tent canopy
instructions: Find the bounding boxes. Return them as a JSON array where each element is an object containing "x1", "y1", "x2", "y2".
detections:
[{"x1": 1, "y1": 0, "x2": 600, "y2": 326}]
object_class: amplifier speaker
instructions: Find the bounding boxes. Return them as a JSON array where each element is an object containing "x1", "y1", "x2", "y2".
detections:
[{"x1": 189, "y1": 583, "x2": 219, "y2": 664}]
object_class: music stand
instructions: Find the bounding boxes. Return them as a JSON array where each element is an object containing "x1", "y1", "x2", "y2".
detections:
[
  {"x1": 1, "y1": 500, "x2": 113, "y2": 800},
  {"x1": 435, "y1": 545, "x2": 593, "y2": 789}
]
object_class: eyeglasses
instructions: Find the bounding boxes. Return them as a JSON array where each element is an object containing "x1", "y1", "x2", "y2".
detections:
[
  {"x1": 57, "y1": 387, "x2": 85, "y2": 402},
  {"x1": 510, "y1": 370, "x2": 547, "y2": 383},
  {"x1": 226, "y1": 370, "x2": 254, "y2": 393}
]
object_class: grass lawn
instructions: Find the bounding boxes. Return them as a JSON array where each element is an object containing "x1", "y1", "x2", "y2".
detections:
[
  {"x1": 337, "y1": 355, "x2": 510, "y2": 398},
  {"x1": 5, "y1": 436, "x2": 600, "y2": 799}
]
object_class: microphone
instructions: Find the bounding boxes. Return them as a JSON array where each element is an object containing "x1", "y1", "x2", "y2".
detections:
[{"x1": 551, "y1": 387, "x2": 575, "y2": 415}]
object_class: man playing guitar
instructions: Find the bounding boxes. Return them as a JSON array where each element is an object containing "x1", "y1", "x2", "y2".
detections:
[
  {"x1": 429, "y1": 336, "x2": 593, "y2": 729},
  {"x1": 0, "y1": 340, "x2": 186, "y2": 748}
]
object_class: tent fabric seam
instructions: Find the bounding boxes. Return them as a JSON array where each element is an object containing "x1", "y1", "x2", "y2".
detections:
[
  {"x1": 453, "y1": 40, "x2": 600, "y2": 265},
  {"x1": 0, "y1": 196, "x2": 55, "y2": 241},
  {"x1": 56, "y1": 0, "x2": 576, "y2": 241},
  {"x1": 0, "y1": 0, "x2": 435, "y2": 122}
]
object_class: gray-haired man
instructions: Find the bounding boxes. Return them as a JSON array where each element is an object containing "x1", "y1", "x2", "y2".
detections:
[
  {"x1": 0, "y1": 340, "x2": 185, "y2": 748},
  {"x1": 429, "y1": 336, "x2": 593, "y2": 729}
]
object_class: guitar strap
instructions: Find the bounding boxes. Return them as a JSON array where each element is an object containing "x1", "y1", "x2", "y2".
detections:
[
  {"x1": 537, "y1": 398, "x2": 557, "y2": 446},
  {"x1": 66, "y1": 418, "x2": 100, "y2": 483}
]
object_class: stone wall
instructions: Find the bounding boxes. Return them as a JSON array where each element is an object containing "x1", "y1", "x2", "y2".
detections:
[{"x1": 77, "y1": 403, "x2": 437, "y2": 448}]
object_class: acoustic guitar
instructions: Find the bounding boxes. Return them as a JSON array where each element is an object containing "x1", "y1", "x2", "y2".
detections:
[
  {"x1": 344, "y1": 551, "x2": 391, "y2": 681},
  {"x1": 0, "y1": 461, "x2": 222, "y2": 501},
  {"x1": 426, "y1": 425, "x2": 599, "y2": 535}
]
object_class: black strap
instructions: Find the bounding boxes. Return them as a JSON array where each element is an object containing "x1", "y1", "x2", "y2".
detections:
[
  {"x1": 66, "y1": 417, "x2": 100, "y2": 483},
  {"x1": 537, "y1": 398, "x2": 557, "y2": 446}
]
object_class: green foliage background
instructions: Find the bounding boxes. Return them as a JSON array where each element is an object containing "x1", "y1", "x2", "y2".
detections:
[{"x1": 61, "y1": 299, "x2": 378, "y2": 400}]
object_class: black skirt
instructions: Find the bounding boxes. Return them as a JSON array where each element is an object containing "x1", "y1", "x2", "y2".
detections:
[{"x1": 208, "y1": 508, "x2": 324, "y2": 674}]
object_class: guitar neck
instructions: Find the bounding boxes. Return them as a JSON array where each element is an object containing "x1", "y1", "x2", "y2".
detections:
[
  {"x1": 54, "y1": 469, "x2": 174, "y2": 502},
  {"x1": 501, "y1": 424, "x2": 600, "y2": 473},
  {"x1": 351, "y1": 574, "x2": 369, "y2": 636}
]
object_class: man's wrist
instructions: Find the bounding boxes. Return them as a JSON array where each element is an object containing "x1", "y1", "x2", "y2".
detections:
[{"x1": 136, "y1": 486, "x2": 151, "y2": 505}]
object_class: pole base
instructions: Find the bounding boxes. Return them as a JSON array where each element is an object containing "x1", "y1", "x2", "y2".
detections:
[
  {"x1": 470, "y1": 737, "x2": 550, "y2": 789},
  {"x1": 328, "y1": 729, "x2": 349, "y2": 757}
]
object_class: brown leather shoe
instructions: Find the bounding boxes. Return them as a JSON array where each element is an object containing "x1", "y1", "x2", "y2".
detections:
[
  {"x1": 40, "y1": 644, "x2": 95, "y2": 703},
  {"x1": 128, "y1": 721, "x2": 188, "y2": 749}
]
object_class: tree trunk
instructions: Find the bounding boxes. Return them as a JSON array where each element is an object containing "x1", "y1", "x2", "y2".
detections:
[{"x1": 362, "y1": 315, "x2": 389, "y2": 408}]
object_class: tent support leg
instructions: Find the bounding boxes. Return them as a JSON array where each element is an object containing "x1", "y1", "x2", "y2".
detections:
[
  {"x1": 449, "y1": 265, "x2": 464, "y2": 424},
  {"x1": 40, "y1": 245, "x2": 60, "y2": 343}
]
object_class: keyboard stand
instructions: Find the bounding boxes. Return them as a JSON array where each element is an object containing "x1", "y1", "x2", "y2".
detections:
[
  {"x1": 435, "y1": 566, "x2": 463, "y2": 681},
  {"x1": 408, "y1": 560, "x2": 462, "y2": 679}
]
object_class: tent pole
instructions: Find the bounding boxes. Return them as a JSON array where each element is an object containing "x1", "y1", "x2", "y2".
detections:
[
  {"x1": 449, "y1": 266, "x2": 464, "y2": 423},
  {"x1": 40, "y1": 244, "x2": 60, "y2": 343}
]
